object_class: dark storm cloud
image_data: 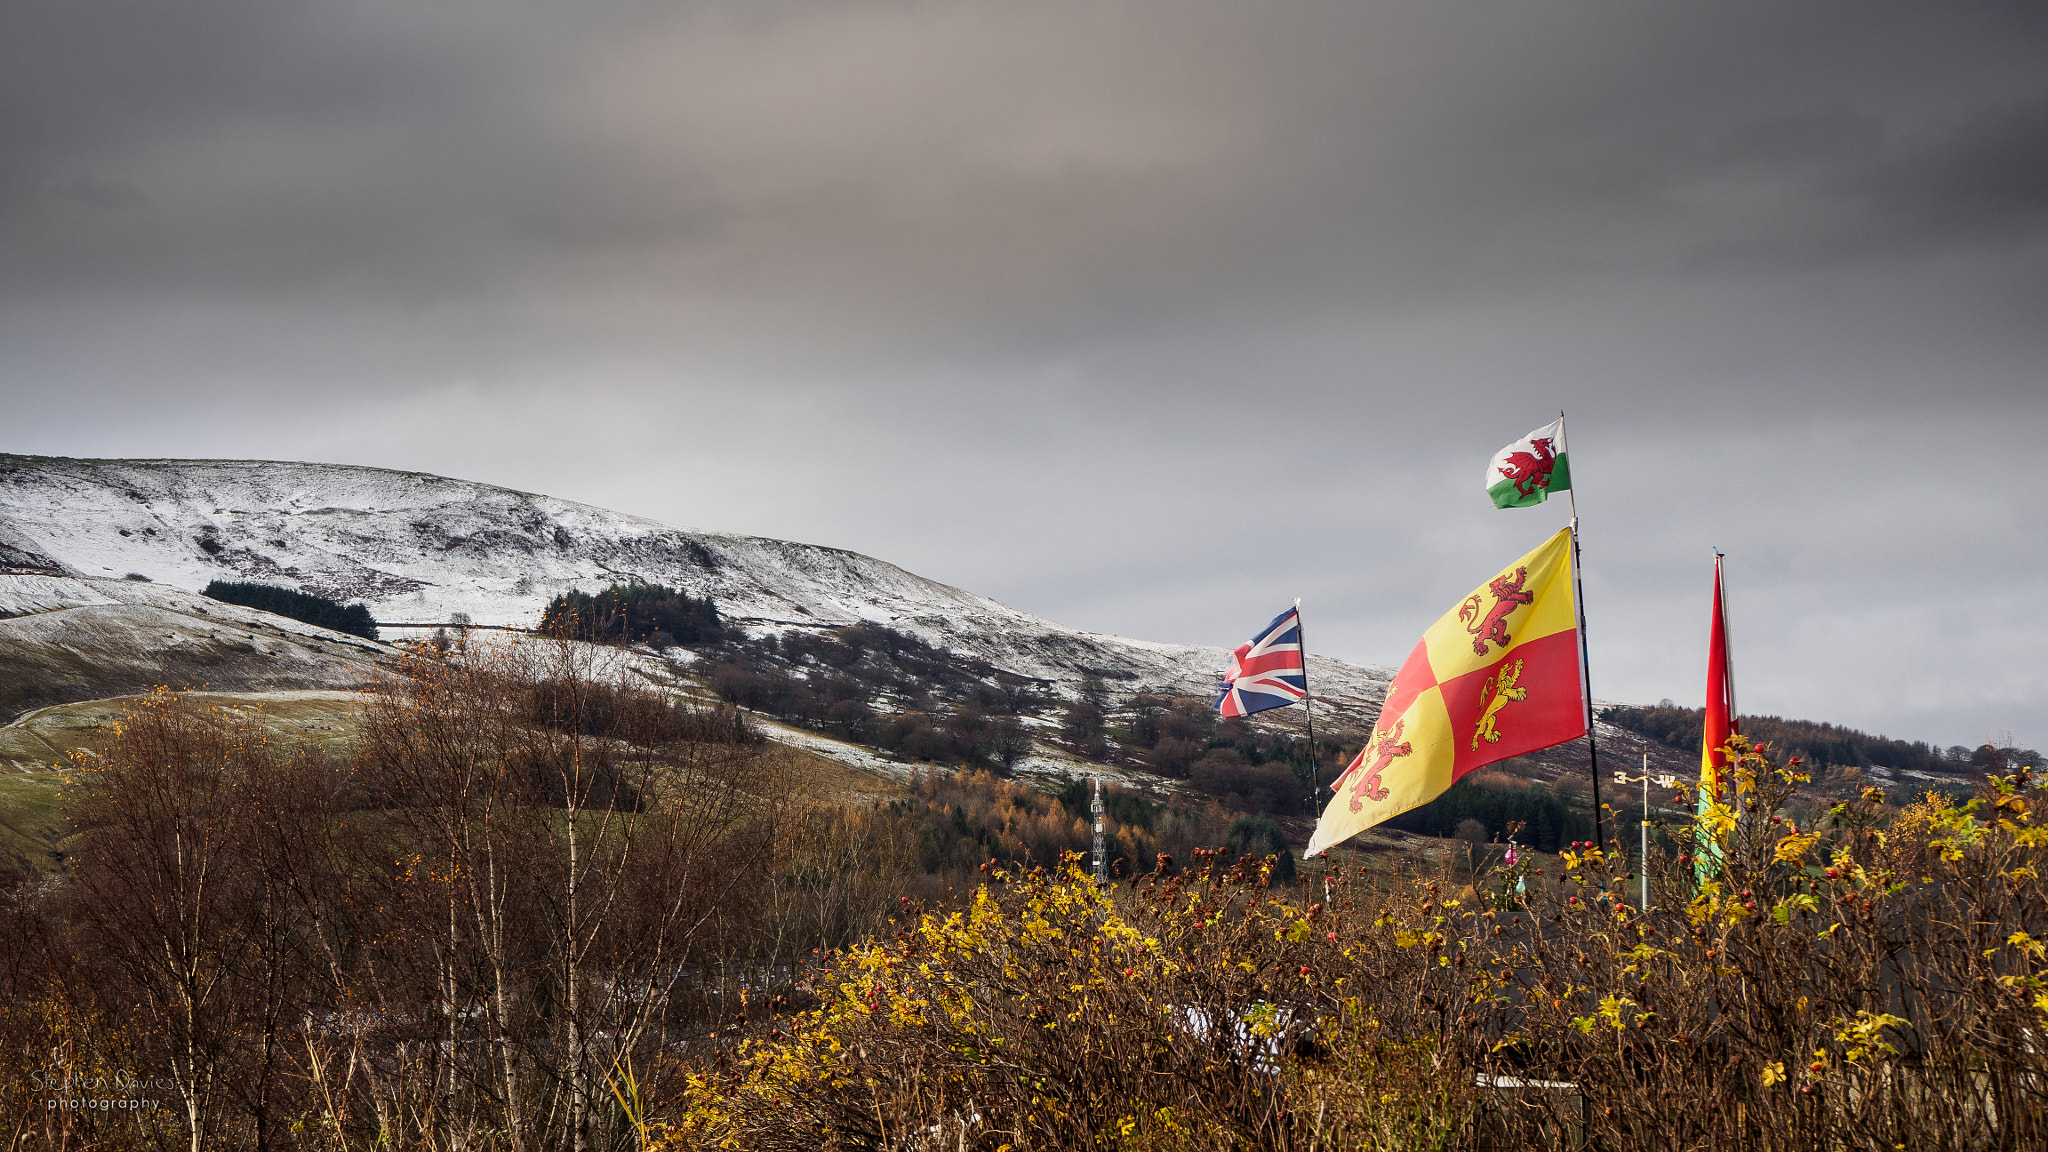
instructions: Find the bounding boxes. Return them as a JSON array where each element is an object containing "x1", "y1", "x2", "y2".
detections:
[
  {"x1": 2, "y1": 1, "x2": 2043, "y2": 749},
  {"x1": 1600, "y1": 94, "x2": 2048, "y2": 271},
  {"x1": 1854, "y1": 97, "x2": 2048, "y2": 240},
  {"x1": 5, "y1": 2, "x2": 2043, "y2": 350}
]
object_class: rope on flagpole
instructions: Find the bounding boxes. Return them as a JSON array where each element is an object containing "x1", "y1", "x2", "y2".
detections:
[
  {"x1": 1295, "y1": 597, "x2": 1322, "y2": 810},
  {"x1": 1562, "y1": 410, "x2": 1607, "y2": 850}
]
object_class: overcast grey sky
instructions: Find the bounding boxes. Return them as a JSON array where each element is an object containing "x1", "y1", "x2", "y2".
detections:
[{"x1": 4, "y1": 1, "x2": 2044, "y2": 751}]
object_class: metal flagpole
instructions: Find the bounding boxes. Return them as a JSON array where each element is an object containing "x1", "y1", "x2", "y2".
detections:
[
  {"x1": 1641, "y1": 751, "x2": 1650, "y2": 911},
  {"x1": 1295, "y1": 597, "x2": 1323, "y2": 809},
  {"x1": 1562, "y1": 409, "x2": 1607, "y2": 849}
]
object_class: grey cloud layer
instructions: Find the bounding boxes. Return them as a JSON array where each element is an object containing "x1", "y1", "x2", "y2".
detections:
[{"x1": 3, "y1": 1, "x2": 2043, "y2": 749}]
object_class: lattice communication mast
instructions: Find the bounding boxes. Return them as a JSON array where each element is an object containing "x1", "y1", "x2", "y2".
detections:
[{"x1": 1091, "y1": 777, "x2": 1107, "y2": 883}]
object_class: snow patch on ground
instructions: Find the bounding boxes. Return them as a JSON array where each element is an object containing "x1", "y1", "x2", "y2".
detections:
[
  {"x1": 752, "y1": 718, "x2": 919, "y2": 783},
  {"x1": 0, "y1": 574, "x2": 390, "y2": 652},
  {"x1": 0, "y1": 573, "x2": 396, "y2": 723}
]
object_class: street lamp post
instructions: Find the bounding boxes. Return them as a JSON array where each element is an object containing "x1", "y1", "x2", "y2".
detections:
[{"x1": 1614, "y1": 752, "x2": 1679, "y2": 910}]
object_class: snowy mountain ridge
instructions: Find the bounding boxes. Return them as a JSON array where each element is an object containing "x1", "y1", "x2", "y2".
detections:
[{"x1": 0, "y1": 455, "x2": 1395, "y2": 723}]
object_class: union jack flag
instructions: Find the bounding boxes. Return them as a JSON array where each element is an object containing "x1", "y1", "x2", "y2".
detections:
[{"x1": 1212, "y1": 606, "x2": 1308, "y2": 718}]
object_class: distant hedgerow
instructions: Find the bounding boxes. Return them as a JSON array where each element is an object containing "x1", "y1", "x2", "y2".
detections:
[
  {"x1": 539, "y1": 582, "x2": 725, "y2": 647},
  {"x1": 202, "y1": 580, "x2": 379, "y2": 641},
  {"x1": 1599, "y1": 702, "x2": 2043, "y2": 775}
]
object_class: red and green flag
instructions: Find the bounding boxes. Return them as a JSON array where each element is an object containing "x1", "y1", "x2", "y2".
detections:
[{"x1": 1487, "y1": 418, "x2": 1571, "y2": 509}]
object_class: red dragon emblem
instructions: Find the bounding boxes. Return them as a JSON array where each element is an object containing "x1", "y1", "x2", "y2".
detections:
[
  {"x1": 1458, "y1": 566, "x2": 1534, "y2": 656},
  {"x1": 1345, "y1": 720, "x2": 1412, "y2": 812},
  {"x1": 1497, "y1": 436, "x2": 1557, "y2": 498}
]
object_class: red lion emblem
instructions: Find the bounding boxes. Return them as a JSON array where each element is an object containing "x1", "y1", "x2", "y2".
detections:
[
  {"x1": 1458, "y1": 566, "x2": 1534, "y2": 656},
  {"x1": 1346, "y1": 720, "x2": 1412, "y2": 812},
  {"x1": 1497, "y1": 436, "x2": 1557, "y2": 498}
]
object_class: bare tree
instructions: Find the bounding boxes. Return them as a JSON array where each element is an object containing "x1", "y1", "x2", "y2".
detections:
[
  {"x1": 1454, "y1": 817, "x2": 1491, "y2": 877},
  {"x1": 353, "y1": 637, "x2": 770, "y2": 1150},
  {"x1": 67, "y1": 691, "x2": 272, "y2": 1152}
]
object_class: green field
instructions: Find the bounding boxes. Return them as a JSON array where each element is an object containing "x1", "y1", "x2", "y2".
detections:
[
  {"x1": 0, "y1": 690, "x2": 379, "y2": 874},
  {"x1": 0, "y1": 772, "x2": 69, "y2": 874},
  {"x1": 0, "y1": 688, "x2": 908, "y2": 875}
]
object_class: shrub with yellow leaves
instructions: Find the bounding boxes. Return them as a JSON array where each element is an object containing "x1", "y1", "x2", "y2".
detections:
[{"x1": 669, "y1": 739, "x2": 2048, "y2": 1151}]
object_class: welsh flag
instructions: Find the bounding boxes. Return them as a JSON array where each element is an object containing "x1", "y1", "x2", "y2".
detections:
[
  {"x1": 1487, "y1": 418, "x2": 1571, "y2": 509},
  {"x1": 1307, "y1": 529, "x2": 1588, "y2": 856}
]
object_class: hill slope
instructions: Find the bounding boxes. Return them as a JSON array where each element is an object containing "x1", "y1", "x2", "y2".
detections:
[
  {"x1": 3, "y1": 455, "x2": 1730, "y2": 803},
  {"x1": 0, "y1": 454, "x2": 1393, "y2": 726},
  {"x1": 0, "y1": 573, "x2": 392, "y2": 724}
]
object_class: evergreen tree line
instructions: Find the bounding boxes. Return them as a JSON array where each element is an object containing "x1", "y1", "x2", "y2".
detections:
[
  {"x1": 1600, "y1": 703, "x2": 2042, "y2": 775},
  {"x1": 539, "y1": 582, "x2": 726, "y2": 646},
  {"x1": 201, "y1": 580, "x2": 378, "y2": 641}
]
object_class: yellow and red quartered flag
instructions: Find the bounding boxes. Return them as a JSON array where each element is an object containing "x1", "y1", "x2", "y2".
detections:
[{"x1": 1307, "y1": 528, "x2": 1587, "y2": 856}]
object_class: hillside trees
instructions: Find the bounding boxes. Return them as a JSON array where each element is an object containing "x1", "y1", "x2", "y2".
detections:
[
  {"x1": 1126, "y1": 694, "x2": 1214, "y2": 776},
  {"x1": 539, "y1": 582, "x2": 725, "y2": 647},
  {"x1": 753, "y1": 799, "x2": 916, "y2": 965},
  {"x1": 17, "y1": 633, "x2": 2048, "y2": 1149},
  {"x1": 705, "y1": 624, "x2": 1048, "y2": 771},
  {"x1": 1380, "y1": 777, "x2": 1591, "y2": 852},
  {"x1": 64, "y1": 692, "x2": 298, "y2": 1152},
  {"x1": 882, "y1": 770, "x2": 1241, "y2": 893},
  {"x1": 48, "y1": 692, "x2": 379, "y2": 1151},
  {"x1": 351, "y1": 640, "x2": 767, "y2": 1152},
  {"x1": 202, "y1": 580, "x2": 378, "y2": 641},
  {"x1": 1600, "y1": 702, "x2": 2042, "y2": 775},
  {"x1": 8, "y1": 638, "x2": 787, "y2": 1151},
  {"x1": 1224, "y1": 814, "x2": 1297, "y2": 883}
]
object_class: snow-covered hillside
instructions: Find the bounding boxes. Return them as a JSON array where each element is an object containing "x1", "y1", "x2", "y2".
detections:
[
  {"x1": 0, "y1": 455, "x2": 1393, "y2": 725},
  {"x1": 0, "y1": 572, "x2": 393, "y2": 724}
]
